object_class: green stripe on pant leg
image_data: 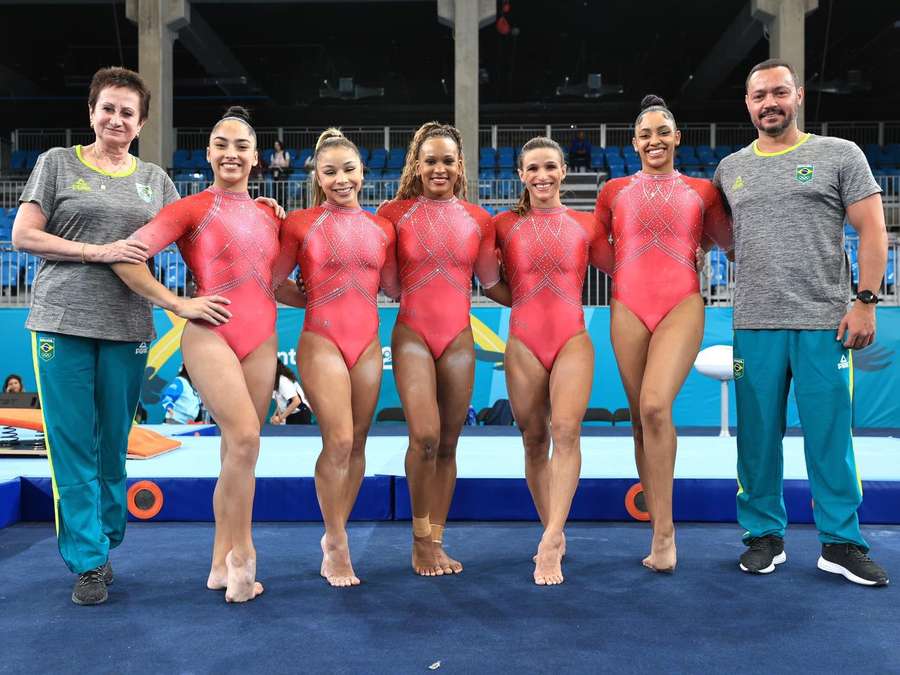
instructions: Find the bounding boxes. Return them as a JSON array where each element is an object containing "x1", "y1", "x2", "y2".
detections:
[
  {"x1": 94, "y1": 339, "x2": 148, "y2": 549},
  {"x1": 733, "y1": 330, "x2": 791, "y2": 542},
  {"x1": 31, "y1": 332, "x2": 109, "y2": 574},
  {"x1": 790, "y1": 331, "x2": 868, "y2": 550}
]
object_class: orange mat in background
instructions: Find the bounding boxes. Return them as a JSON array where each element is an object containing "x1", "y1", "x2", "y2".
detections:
[{"x1": 0, "y1": 408, "x2": 182, "y2": 459}]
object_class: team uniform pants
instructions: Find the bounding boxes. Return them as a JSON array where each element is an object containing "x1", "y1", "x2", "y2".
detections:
[
  {"x1": 733, "y1": 329, "x2": 867, "y2": 550},
  {"x1": 31, "y1": 331, "x2": 147, "y2": 573}
]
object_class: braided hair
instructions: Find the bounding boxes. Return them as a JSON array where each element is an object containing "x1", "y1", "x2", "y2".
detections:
[{"x1": 395, "y1": 121, "x2": 468, "y2": 201}]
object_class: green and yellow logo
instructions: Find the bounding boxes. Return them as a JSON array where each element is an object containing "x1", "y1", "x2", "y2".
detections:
[
  {"x1": 38, "y1": 336, "x2": 55, "y2": 362},
  {"x1": 732, "y1": 176, "x2": 744, "y2": 191},
  {"x1": 70, "y1": 178, "x2": 92, "y2": 192},
  {"x1": 795, "y1": 165, "x2": 814, "y2": 183},
  {"x1": 733, "y1": 358, "x2": 744, "y2": 379},
  {"x1": 135, "y1": 183, "x2": 153, "y2": 203}
]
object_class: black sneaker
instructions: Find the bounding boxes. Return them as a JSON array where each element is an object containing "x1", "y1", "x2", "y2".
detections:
[
  {"x1": 72, "y1": 567, "x2": 108, "y2": 605},
  {"x1": 739, "y1": 535, "x2": 786, "y2": 574},
  {"x1": 99, "y1": 561, "x2": 113, "y2": 586},
  {"x1": 817, "y1": 544, "x2": 890, "y2": 587}
]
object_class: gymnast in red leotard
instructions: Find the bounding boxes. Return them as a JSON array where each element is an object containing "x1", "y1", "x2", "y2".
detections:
[
  {"x1": 275, "y1": 128, "x2": 399, "y2": 588},
  {"x1": 112, "y1": 107, "x2": 290, "y2": 603},
  {"x1": 493, "y1": 137, "x2": 612, "y2": 587},
  {"x1": 594, "y1": 95, "x2": 732, "y2": 573},
  {"x1": 376, "y1": 122, "x2": 508, "y2": 577}
]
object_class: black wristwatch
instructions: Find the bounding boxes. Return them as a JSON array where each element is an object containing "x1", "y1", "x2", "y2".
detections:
[{"x1": 856, "y1": 290, "x2": 880, "y2": 305}]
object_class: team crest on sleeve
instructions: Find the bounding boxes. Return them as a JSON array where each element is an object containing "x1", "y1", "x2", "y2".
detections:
[
  {"x1": 38, "y1": 336, "x2": 55, "y2": 361},
  {"x1": 135, "y1": 183, "x2": 153, "y2": 203},
  {"x1": 795, "y1": 165, "x2": 814, "y2": 183},
  {"x1": 733, "y1": 358, "x2": 744, "y2": 379}
]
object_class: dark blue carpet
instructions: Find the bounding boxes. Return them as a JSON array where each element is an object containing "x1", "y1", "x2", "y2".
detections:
[{"x1": 1, "y1": 522, "x2": 897, "y2": 674}]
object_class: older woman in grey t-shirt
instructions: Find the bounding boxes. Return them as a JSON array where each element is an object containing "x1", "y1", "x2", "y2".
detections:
[{"x1": 11, "y1": 67, "x2": 177, "y2": 606}]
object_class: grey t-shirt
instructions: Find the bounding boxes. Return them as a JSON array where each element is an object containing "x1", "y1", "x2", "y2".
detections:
[
  {"x1": 20, "y1": 146, "x2": 179, "y2": 341},
  {"x1": 714, "y1": 134, "x2": 881, "y2": 330}
]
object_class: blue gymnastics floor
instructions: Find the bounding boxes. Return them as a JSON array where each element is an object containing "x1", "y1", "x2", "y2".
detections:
[{"x1": 0, "y1": 521, "x2": 897, "y2": 673}]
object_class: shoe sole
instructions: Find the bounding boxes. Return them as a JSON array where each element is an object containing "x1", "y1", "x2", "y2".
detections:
[
  {"x1": 71, "y1": 590, "x2": 109, "y2": 606},
  {"x1": 739, "y1": 551, "x2": 786, "y2": 574},
  {"x1": 817, "y1": 556, "x2": 889, "y2": 587}
]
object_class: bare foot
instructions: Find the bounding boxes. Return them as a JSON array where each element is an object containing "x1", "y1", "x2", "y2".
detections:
[
  {"x1": 224, "y1": 551, "x2": 264, "y2": 603},
  {"x1": 207, "y1": 562, "x2": 227, "y2": 591},
  {"x1": 320, "y1": 532, "x2": 360, "y2": 587},
  {"x1": 433, "y1": 542, "x2": 463, "y2": 574},
  {"x1": 412, "y1": 535, "x2": 444, "y2": 576},
  {"x1": 533, "y1": 532, "x2": 564, "y2": 586},
  {"x1": 642, "y1": 531, "x2": 677, "y2": 573},
  {"x1": 534, "y1": 530, "x2": 566, "y2": 562}
]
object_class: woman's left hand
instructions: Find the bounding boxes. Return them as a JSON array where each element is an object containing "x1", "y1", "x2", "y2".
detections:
[{"x1": 256, "y1": 196, "x2": 286, "y2": 219}]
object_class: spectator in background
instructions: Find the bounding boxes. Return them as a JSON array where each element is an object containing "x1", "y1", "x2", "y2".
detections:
[
  {"x1": 3, "y1": 373, "x2": 23, "y2": 392},
  {"x1": 568, "y1": 129, "x2": 592, "y2": 173},
  {"x1": 268, "y1": 140, "x2": 291, "y2": 180},
  {"x1": 160, "y1": 364, "x2": 201, "y2": 424},
  {"x1": 270, "y1": 359, "x2": 311, "y2": 425}
]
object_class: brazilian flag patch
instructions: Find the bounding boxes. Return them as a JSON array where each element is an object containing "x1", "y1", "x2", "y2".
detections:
[
  {"x1": 795, "y1": 165, "x2": 814, "y2": 183},
  {"x1": 38, "y1": 336, "x2": 55, "y2": 362},
  {"x1": 733, "y1": 358, "x2": 744, "y2": 379}
]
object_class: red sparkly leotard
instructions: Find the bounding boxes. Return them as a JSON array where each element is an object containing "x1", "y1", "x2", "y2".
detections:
[
  {"x1": 594, "y1": 171, "x2": 732, "y2": 332},
  {"x1": 494, "y1": 206, "x2": 609, "y2": 371},
  {"x1": 377, "y1": 196, "x2": 500, "y2": 359},
  {"x1": 280, "y1": 202, "x2": 400, "y2": 369},
  {"x1": 133, "y1": 186, "x2": 281, "y2": 361}
]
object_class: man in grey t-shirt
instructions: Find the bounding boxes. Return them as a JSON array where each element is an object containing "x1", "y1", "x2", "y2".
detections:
[{"x1": 714, "y1": 59, "x2": 889, "y2": 586}]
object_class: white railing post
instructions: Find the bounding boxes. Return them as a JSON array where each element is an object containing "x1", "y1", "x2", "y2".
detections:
[
  {"x1": 821, "y1": 122, "x2": 828, "y2": 137},
  {"x1": 384, "y1": 127, "x2": 390, "y2": 150},
  {"x1": 710, "y1": 123, "x2": 716, "y2": 149},
  {"x1": 878, "y1": 121, "x2": 885, "y2": 147},
  {"x1": 545, "y1": 124, "x2": 552, "y2": 139},
  {"x1": 491, "y1": 124, "x2": 498, "y2": 149},
  {"x1": 600, "y1": 123, "x2": 607, "y2": 149}
]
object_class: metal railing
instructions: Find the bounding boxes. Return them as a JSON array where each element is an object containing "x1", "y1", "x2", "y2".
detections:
[
  {"x1": 2, "y1": 177, "x2": 898, "y2": 307},
  {"x1": 12, "y1": 121, "x2": 900, "y2": 154}
]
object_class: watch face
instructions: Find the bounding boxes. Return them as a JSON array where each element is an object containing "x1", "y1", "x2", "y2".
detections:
[{"x1": 858, "y1": 290, "x2": 878, "y2": 303}]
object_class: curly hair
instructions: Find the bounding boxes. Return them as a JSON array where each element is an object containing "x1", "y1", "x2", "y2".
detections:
[{"x1": 394, "y1": 121, "x2": 468, "y2": 201}]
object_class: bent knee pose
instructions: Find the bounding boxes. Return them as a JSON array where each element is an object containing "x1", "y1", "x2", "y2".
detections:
[
  {"x1": 494, "y1": 137, "x2": 611, "y2": 586},
  {"x1": 113, "y1": 107, "x2": 284, "y2": 603},
  {"x1": 378, "y1": 122, "x2": 507, "y2": 576},
  {"x1": 594, "y1": 95, "x2": 731, "y2": 572},
  {"x1": 278, "y1": 128, "x2": 399, "y2": 587}
]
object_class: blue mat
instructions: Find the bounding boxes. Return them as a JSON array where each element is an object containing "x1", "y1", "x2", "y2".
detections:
[{"x1": 0, "y1": 521, "x2": 896, "y2": 673}]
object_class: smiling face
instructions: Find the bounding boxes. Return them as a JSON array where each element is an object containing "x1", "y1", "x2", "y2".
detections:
[
  {"x1": 745, "y1": 66, "x2": 803, "y2": 137},
  {"x1": 89, "y1": 86, "x2": 144, "y2": 149},
  {"x1": 316, "y1": 146, "x2": 362, "y2": 207},
  {"x1": 416, "y1": 136, "x2": 461, "y2": 200},
  {"x1": 207, "y1": 119, "x2": 258, "y2": 191},
  {"x1": 633, "y1": 110, "x2": 680, "y2": 174},
  {"x1": 519, "y1": 146, "x2": 566, "y2": 208}
]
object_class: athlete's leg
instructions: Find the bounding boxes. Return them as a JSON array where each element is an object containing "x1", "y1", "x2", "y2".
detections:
[
  {"x1": 431, "y1": 327, "x2": 476, "y2": 574},
  {"x1": 733, "y1": 329, "x2": 791, "y2": 542},
  {"x1": 297, "y1": 331, "x2": 358, "y2": 587},
  {"x1": 637, "y1": 294, "x2": 705, "y2": 571},
  {"x1": 504, "y1": 336, "x2": 552, "y2": 530},
  {"x1": 344, "y1": 338, "x2": 383, "y2": 527},
  {"x1": 207, "y1": 434, "x2": 231, "y2": 590},
  {"x1": 392, "y1": 322, "x2": 443, "y2": 576},
  {"x1": 181, "y1": 323, "x2": 263, "y2": 603},
  {"x1": 532, "y1": 331, "x2": 594, "y2": 586},
  {"x1": 93, "y1": 339, "x2": 146, "y2": 553},
  {"x1": 791, "y1": 331, "x2": 867, "y2": 548},
  {"x1": 609, "y1": 300, "x2": 652, "y2": 527}
]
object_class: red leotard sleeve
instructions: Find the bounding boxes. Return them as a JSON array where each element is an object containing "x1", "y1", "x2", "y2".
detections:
[
  {"x1": 590, "y1": 183, "x2": 616, "y2": 274},
  {"x1": 272, "y1": 209, "x2": 302, "y2": 287},
  {"x1": 696, "y1": 179, "x2": 733, "y2": 251},
  {"x1": 462, "y1": 201, "x2": 501, "y2": 289},
  {"x1": 370, "y1": 212, "x2": 401, "y2": 299},
  {"x1": 131, "y1": 192, "x2": 206, "y2": 256},
  {"x1": 375, "y1": 199, "x2": 407, "y2": 225}
]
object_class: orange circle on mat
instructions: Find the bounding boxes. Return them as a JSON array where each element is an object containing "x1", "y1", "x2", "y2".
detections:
[
  {"x1": 625, "y1": 482, "x2": 650, "y2": 521},
  {"x1": 127, "y1": 480, "x2": 163, "y2": 519}
]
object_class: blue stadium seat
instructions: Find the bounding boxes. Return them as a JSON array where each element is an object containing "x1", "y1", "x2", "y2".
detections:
[
  {"x1": 605, "y1": 145, "x2": 623, "y2": 158},
  {"x1": 25, "y1": 150, "x2": 41, "y2": 170},
  {"x1": 10, "y1": 150, "x2": 27, "y2": 171},
  {"x1": 608, "y1": 166, "x2": 627, "y2": 179},
  {"x1": 368, "y1": 148, "x2": 387, "y2": 170},
  {"x1": 172, "y1": 149, "x2": 192, "y2": 170},
  {"x1": 709, "y1": 248, "x2": 728, "y2": 288},
  {"x1": 0, "y1": 250, "x2": 21, "y2": 288},
  {"x1": 479, "y1": 147, "x2": 497, "y2": 169},
  {"x1": 297, "y1": 148, "x2": 314, "y2": 167},
  {"x1": 496, "y1": 147, "x2": 515, "y2": 169},
  {"x1": 357, "y1": 147, "x2": 370, "y2": 165},
  {"x1": 885, "y1": 247, "x2": 895, "y2": 288},
  {"x1": 23, "y1": 256, "x2": 40, "y2": 286},
  {"x1": 713, "y1": 145, "x2": 732, "y2": 159},
  {"x1": 260, "y1": 148, "x2": 274, "y2": 165},
  {"x1": 478, "y1": 168, "x2": 497, "y2": 180},
  {"x1": 386, "y1": 149, "x2": 405, "y2": 170},
  {"x1": 189, "y1": 149, "x2": 208, "y2": 169}
]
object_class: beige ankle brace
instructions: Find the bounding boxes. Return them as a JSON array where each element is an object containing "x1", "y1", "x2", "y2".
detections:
[
  {"x1": 431, "y1": 524, "x2": 444, "y2": 544},
  {"x1": 412, "y1": 515, "x2": 432, "y2": 538}
]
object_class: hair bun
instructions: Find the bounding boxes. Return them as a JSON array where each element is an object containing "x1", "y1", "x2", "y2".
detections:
[
  {"x1": 222, "y1": 105, "x2": 251, "y2": 123},
  {"x1": 639, "y1": 94, "x2": 667, "y2": 111},
  {"x1": 315, "y1": 127, "x2": 346, "y2": 151}
]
